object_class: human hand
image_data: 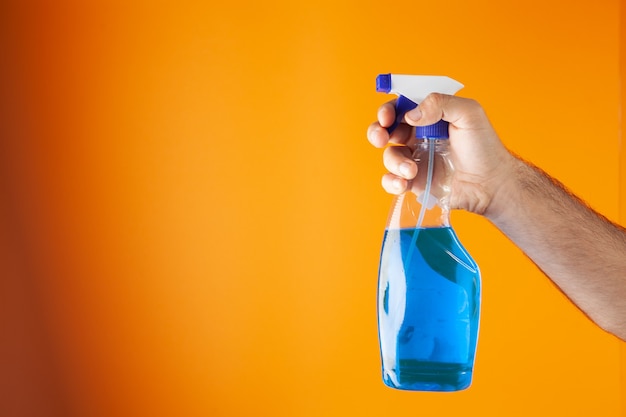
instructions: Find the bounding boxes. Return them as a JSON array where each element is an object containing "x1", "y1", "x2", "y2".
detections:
[{"x1": 366, "y1": 93, "x2": 517, "y2": 217}]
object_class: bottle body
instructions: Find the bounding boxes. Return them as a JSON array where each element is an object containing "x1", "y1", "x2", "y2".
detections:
[{"x1": 377, "y1": 139, "x2": 481, "y2": 391}]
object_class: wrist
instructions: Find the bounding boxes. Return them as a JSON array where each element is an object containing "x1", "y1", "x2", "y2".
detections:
[{"x1": 483, "y1": 155, "x2": 528, "y2": 223}]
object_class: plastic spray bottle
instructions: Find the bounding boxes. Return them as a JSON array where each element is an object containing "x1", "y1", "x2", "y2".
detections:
[{"x1": 376, "y1": 74, "x2": 481, "y2": 392}]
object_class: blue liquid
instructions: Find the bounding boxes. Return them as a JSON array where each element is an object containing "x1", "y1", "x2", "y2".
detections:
[{"x1": 377, "y1": 227, "x2": 480, "y2": 391}]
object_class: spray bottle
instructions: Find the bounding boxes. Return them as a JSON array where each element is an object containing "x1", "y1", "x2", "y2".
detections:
[{"x1": 376, "y1": 74, "x2": 481, "y2": 391}]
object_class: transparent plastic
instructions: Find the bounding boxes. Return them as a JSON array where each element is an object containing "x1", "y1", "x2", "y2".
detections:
[{"x1": 377, "y1": 138, "x2": 481, "y2": 392}]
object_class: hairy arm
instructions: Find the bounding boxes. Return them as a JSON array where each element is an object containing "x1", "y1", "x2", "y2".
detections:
[{"x1": 487, "y1": 157, "x2": 626, "y2": 341}]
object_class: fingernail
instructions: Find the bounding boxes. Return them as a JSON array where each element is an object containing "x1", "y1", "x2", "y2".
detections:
[
  {"x1": 392, "y1": 178, "x2": 403, "y2": 190},
  {"x1": 399, "y1": 162, "x2": 412, "y2": 177},
  {"x1": 406, "y1": 107, "x2": 422, "y2": 122}
]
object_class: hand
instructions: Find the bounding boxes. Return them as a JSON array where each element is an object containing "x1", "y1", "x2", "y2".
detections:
[{"x1": 366, "y1": 93, "x2": 517, "y2": 217}]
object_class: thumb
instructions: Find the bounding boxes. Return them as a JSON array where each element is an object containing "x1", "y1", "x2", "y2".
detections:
[{"x1": 405, "y1": 93, "x2": 488, "y2": 130}]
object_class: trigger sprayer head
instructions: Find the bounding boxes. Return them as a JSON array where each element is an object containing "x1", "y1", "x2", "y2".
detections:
[{"x1": 376, "y1": 74, "x2": 463, "y2": 137}]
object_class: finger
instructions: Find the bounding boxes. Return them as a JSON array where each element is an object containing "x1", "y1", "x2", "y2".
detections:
[
  {"x1": 367, "y1": 115, "x2": 414, "y2": 148},
  {"x1": 383, "y1": 146, "x2": 417, "y2": 179},
  {"x1": 382, "y1": 173, "x2": 409, "y2": 195},
  {"x1": 367, "y1": 121, "x2": 390, "y2": 148},
  {"x1": 379, "y1": 100, "x2": 416, "y2": 145},
  {"x1": 377, "y1": 100, "x2": 397, "y2": 128},
  {"x1": 387, "y1": 122, "x2": 414, "y2": 146}
]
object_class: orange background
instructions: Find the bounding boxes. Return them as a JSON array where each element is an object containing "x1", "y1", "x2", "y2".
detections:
[{"x1": 1, "y1": 1, "x2": 624, "y2": 416}]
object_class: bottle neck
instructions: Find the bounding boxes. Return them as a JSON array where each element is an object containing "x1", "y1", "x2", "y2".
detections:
[
  {"x1": 413, "y1": 137, "x2": 450, "y2": 153},
  {"x1": 411, "y1": 138, "x2": 453, "y2": 228}
]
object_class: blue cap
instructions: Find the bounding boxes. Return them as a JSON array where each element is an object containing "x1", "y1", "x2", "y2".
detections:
[{"x1": 415, "y1": 120, "x2": 449, "y2": 139}]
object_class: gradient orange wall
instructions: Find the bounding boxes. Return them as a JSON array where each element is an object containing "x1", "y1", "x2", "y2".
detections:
[
  {"x1": 0, "y1": 1, "x2": 624, "y2": 416},
  {"x1": 621, "y1": 0, "x2": 626, "y2": 410}
]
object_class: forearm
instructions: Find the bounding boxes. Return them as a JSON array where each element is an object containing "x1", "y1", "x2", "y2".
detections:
[{"x1": 487, "y1": 157, "x2": 626, "y2": 341}]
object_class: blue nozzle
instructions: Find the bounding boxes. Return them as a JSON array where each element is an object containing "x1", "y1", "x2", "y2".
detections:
[{"x1": 376, "y1": 74, "x2": 392, "y2": 93}]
